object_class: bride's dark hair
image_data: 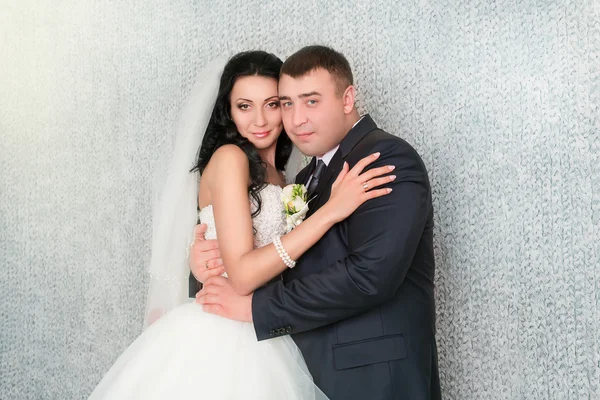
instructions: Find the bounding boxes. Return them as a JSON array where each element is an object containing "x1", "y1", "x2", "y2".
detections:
[{"x1": 191, "y1": 51, "x2": 292, "y2": 217}]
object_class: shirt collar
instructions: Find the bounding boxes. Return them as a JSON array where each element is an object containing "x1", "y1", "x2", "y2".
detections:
[
  {"x1": 317, "y1": 145, "x2": 340, "y2": 166},
  {"x1": 352, "y1": 115, "x2": 365, "y2": 129}
]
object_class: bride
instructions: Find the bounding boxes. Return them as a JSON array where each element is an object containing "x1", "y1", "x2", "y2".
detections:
[{"x1": 88, "y1": 50, "x2": 392, "y2": 399}]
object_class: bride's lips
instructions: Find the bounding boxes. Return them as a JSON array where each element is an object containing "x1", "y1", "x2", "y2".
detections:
[{"x1": 251, "y1": 130, "x2": 271, "y2": 139}]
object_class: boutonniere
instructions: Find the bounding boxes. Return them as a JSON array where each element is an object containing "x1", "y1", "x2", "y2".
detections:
[{"x1": 281, "y1": 184, "x2": 310, "y2": 232}]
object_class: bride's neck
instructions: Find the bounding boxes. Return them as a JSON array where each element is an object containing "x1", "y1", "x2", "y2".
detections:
[{"x1": 258, "y1": 144, "x2": 277, "y2": 169}]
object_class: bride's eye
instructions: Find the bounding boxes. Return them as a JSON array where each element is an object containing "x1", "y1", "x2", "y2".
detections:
[
  {"x1": 237, "y1": 104, "x2": 250, "y2": 111},
  {"x1": 266, "y1": 101, "x2": 280, "y2": 109}
]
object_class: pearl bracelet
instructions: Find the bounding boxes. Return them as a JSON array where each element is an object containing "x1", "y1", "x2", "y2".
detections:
[{"x1": 273, "y1": 236, "x2": 296, "y2": 268}]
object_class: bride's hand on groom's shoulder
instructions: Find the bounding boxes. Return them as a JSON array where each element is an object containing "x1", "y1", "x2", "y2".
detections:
[
  {"x1": 325, "y1": 152, "x2": 396, "y2": 223},
  {"x1": 189, "y1": 224, "x2": 224, "y2": 282}
]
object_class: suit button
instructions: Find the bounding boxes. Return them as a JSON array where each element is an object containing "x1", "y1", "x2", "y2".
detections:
[
  {"x1": 278, "y1": 328, "x2": 286, "y2": 334},
  {"x1": 269, "y1": 329, "x2": 275, "y2": 336},
  {"x1": 285, "y1": 326, "x2": 292, "y2": 334}
]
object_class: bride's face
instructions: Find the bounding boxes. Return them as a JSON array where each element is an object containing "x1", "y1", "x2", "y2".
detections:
[{"x1": 229, "y1": 75, "x2": 282, "y2": 150}]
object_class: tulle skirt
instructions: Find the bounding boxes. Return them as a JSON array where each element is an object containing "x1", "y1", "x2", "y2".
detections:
[{"x1": 88, "y1": 301, "x2": 327, "y2": 399}]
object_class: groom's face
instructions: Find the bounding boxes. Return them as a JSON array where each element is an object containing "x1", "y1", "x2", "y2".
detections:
[{"x1": 279, "y1": 68, "x2": 350, "y2": 157}]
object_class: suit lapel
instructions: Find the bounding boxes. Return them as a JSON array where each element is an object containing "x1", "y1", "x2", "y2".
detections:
[{"x1": 306, "y1": 115, "x2": 378, "y2": 217}]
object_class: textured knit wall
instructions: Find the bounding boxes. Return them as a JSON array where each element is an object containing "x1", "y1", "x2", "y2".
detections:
[{"x1": 1, "y1": 1, "x2": 598, "y2": 399}]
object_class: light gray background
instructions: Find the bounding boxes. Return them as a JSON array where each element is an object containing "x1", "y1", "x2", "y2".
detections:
[{"x1": 1, "y1": 1, "x2": 598, "y2": 399}]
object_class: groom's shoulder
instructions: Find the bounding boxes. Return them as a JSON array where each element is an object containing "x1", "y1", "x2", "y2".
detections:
[{"x1": 361, "y1": 126, "x2": 422, "y2": 160}]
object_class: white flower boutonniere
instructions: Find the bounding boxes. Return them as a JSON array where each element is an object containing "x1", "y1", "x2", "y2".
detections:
[{"x1": 282, "y1": 184, "x2": 310, "y2": 232}]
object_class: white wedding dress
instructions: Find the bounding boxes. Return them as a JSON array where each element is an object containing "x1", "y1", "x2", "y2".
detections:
[{"x1": 89, "y1": 184, "x2": 327, "y2": 399}]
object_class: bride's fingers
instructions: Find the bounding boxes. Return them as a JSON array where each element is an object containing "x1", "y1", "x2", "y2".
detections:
[
  {"x1": 358, "y1": 165, "x2": 396, "y2": 182},
  {"x1": 362, "y1": 175, "x2": 396, "y2": 191},
  {"x1": 364, "y1": 187, "x2": 393, "y2": 200},
  {"x1": 332, "y1": 162, "x2": 349, "y2": 190},
  {"x1": 348, "y1": 152, "x2": 380, "y2": 177}
]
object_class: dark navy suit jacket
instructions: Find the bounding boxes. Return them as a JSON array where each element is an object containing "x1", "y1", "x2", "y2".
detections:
[{"x1": 252, "y1": 115, "x2": 441, "y2": 400}]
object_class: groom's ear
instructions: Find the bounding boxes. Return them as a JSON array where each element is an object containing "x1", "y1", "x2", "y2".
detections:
[{"x1": 342, "y1": 85, "x2": 356, "y2": 114}]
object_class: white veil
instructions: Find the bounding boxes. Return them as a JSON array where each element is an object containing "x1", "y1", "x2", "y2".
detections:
[
  {"x1": 285, "y1": 145, "x2": 309, "y2": 184},
  {"x1": 143, "y1": 57, "x2": 228, "y2": 328}
]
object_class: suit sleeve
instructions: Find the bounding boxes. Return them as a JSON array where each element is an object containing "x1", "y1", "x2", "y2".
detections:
[{"x1": 252, "y1": 140, "x2": 431, "y2": 340}]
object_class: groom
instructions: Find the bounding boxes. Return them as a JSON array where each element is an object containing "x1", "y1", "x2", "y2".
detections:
[{"x1": 191, "y1": 45, "x2": 441, "y2": 399}]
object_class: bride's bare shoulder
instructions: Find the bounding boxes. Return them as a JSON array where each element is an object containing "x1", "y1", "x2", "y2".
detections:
[
  {"x1": 209, "y1": 145, "x2": 248, "y2": 167},
  {"x1": 202, "y1": 144, "x2": 250, "y2": 184}
]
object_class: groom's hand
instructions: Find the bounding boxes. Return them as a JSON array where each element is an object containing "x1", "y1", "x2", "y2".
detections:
[
  {"x1": 189, "y1": 224, "x2": 224, "y2": 282},
  {"x1": 196, "y1": 276, "x2": 253, "y2": 323}
]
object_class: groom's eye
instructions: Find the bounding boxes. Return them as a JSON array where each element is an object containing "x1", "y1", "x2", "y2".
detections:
[
  {"x1": 307, "y1": 99, "x2": 318, "y2": 106},
  {"x1": 281, "y1": 101, "x2": 292, "y2": 108}
]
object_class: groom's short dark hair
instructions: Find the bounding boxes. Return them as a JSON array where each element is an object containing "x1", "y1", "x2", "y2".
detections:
[{"x1": 281, "y1": 45, "x2": 353, "y2": 97}]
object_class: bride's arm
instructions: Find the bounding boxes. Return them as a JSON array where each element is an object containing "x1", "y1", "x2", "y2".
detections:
[{"x1": 210, "y1": 144, "x2": 393, "y2": 296}]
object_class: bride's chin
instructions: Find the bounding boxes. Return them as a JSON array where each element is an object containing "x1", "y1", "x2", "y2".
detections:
[{"x1": 253, "y1": 139, "x2": 279, "y2": 150}]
